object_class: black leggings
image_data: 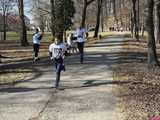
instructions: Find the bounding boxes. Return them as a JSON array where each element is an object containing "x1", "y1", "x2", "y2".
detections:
[
  {"x1": 33, "y1": 44, "x2": 40, "y2": 57},
  {"x1": 77, "y1": 42, "x2": 84, "y2": 63}
]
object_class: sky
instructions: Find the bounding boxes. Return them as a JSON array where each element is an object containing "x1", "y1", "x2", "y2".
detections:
[{"x1": 24, "y1": 0, "x2": 33, "y2": 23}]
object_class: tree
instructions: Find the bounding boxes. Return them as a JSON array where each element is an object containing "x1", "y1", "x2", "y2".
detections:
[
  {"x1": 0, "y1": 0, "x2": 15, "y2": 41},
  {"x1": 146, "y1": 0, "x2": 159, "y2": 66},
  {"x1": 131, "y1": 0, "x2": 139, "y2": 40},
  {"x1": 154, "y1": 2, "x2": 160, "y2": 43},
  {"x1": 64, "y1": 0, "x2": 75, "y2": 30},
  {"x1": 50, "y1": 0, "x2": 75, "y2": 39},
  {"x1": 30, "y1": 0, "x2": 50, "y2": 32},
  {"x1": 81, "y1": 0, "x2": 95, "y2": 27},
  {"x1": 50, "y1": 0, "x2": 55, "y2": 36},
  {"x1": 18, "y1": 0, "x2": 29, "y2": 46},
  {"x1": 112, "y1": 0, "x2": 119, "y2": 28},
  {"x1": 94, "y1": 0, "x2": 102, "y2": 38}
]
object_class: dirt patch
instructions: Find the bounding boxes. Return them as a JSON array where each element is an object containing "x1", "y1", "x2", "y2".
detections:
[{"x1": 113, "y1": 38, "x2": 160, "y2": 120}]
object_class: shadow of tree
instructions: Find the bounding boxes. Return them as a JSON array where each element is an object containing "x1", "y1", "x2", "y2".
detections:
[{"x1": 0, "y1": 79, "x2": 131, "y2": 93}]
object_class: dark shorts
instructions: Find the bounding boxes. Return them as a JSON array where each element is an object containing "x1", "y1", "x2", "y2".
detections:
[{"x1": 33, "y1": 44, "x2": 40, "y2": 53}]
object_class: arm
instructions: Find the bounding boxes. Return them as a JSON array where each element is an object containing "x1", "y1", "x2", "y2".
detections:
[
  {"x1": 63, "y1": 44, "x2": 68, "y2": 57},
  {"x1": 49, "y1": 52, "x2": 52, "y2": 58},
  {"x1": 38, "y1": 32, "x2": 44, "y2": 41},
  {"x1": 49, "y1": 45, "x2": 53, "y2": 60}
]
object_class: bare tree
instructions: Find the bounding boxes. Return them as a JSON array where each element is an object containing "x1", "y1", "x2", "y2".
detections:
[
  {"x1": 154, "y1": 1, "x2": 160, "y2": 43},
  {"x1": 81, "y1": 0, "x2": 95, "y2": 27},
  {"x1": 0, "y1": 0, "x2": 15, "y2": 41},
  {"x1": 131, "y1": 0, "x2": 139, "y2": 40},
  {"x1": 94, "y1": 0, "x2": 102, "y2": 38},
  {"x1": 112, "y1": 0, "x2": 119, "y2": 28},
  {"x1": 50, "y1": 0, "x2": 55, "y2": 36},
  {"x1": 30, "y1": 0, "x2": 50, "y2": 32},
  {"x1": 18, "y1": 0, "x2": 28, "y2": 46},
  {"x1": 100, "y1": 0, "x2": 104, "y2": 32},
  {"x1": 146, "y1": 0, "x2": 159, "y2": 66}
]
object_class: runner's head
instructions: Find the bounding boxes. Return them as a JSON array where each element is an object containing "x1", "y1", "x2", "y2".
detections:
[
  {"x1": 55, "y1": 33, "x2": 63, "y2": 44},
  {"x1": 35, "y1": 28, "x2": 39, "y2": 33}
]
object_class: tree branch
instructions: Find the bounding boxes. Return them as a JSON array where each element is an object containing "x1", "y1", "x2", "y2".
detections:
[
  {"x1": 37, "y1": 7, "x2": 51, "y2": 14},
  {"x1": 87, "y1": 0, "x2": 95, "y2": 5}
]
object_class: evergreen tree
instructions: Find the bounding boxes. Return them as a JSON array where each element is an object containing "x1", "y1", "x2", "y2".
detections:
[{"x1": 50, "y1": 0, "x2": 75, "y2": 40}]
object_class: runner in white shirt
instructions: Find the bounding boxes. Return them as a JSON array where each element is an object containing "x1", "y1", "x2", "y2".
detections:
[
  {"x1": 32, "y1": 28, "x2": 44, "y2": 62},
  {"x1": 49, "y1": 36, "x2": 67, "y2": 89},
  {"x1": 75, "y1": 26, "x2": 88, "y2": 64}
]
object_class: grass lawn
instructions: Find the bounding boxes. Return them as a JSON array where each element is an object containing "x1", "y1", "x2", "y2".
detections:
[
  {"x1": 0, "y1": 31, "x2": 53, "y2": 42},
  {"x1": 0, "y1": 31, "x2": 129, "y2": 42}
]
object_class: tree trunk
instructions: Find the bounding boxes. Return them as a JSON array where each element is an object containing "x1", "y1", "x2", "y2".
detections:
[
  {"x1": 112, "y1": 0, "x2": 119, "y2": 28},
  {"x1": 132, "y1": 0, "x2": 139, "y2": 40},
  {"x1": 131, "y1": 11, "x2": 134, "y2": 37},
  {"x1": 101, "y1": 1, "x2": 104, "y2": 32},
  {"x1": 142, "y1": 24, "x2": 145, "y2": 37},
  {"x1": 137, "y1": 0, "x2": 140, "y2": 40},
  {"x1": 51, "y1": 0, "x2": 56, "y2": 36},
  {"x1": 81, "y1": 0, "x2": 87, "y2": 27},
  {"x1": 81, "y1": 0, "x2": 95, "y2": 27},
  {"x1": 53, "y1": 0, "x2": 64, "y2": 41},
  {"x1": 155, "y1": 3, "x2": 160, "y2": 43},
  {"x1": 3, "y1": 14, "x2": 6, "y2": 41},
  {"x1": 0, "y1": 54, "x2": 1, "y2": 63},
  {"x1": 146, "y1": 0, "x2": 159, "y2": 66},
  {"x1": 18, "y1": 0, "x2": 29, "y2": 46},
  {"x1": 94, "y1": 0, "x2": 102, "y2": 38},
  {"x1": 141, "y1": 14, "x2": 145, "y2": 37}
]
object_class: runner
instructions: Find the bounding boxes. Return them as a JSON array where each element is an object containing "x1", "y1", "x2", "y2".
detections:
[
  {"x1": 49, "y1": 35, "x2": 67, "y2": 90},
  {"x1": 75, "y1": 25, "x2": 88, "y2": 64},
  {"x1": 32, "y1": 28, "x2": 44, "y2": 62}
]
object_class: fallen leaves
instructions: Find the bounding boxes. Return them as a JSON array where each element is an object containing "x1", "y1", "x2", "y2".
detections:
[{"x1": 114, "y1": 38, "x2": 160, "y2": 120}]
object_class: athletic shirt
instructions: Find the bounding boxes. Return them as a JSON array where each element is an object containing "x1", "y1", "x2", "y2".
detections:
[
  {"x1": 49, "y1": 42, "x2": 67, "y2": 59},
  {"x1": 76, "y1": 28, "x2": 87, "y2": 43},
  {"x1": 33, "y1": 33, "x2": 41, "y2": 45}
]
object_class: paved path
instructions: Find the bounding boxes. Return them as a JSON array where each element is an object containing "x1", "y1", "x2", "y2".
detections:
[{"x1": 0, "y1": 35, "x2": 125, "y2": 120}]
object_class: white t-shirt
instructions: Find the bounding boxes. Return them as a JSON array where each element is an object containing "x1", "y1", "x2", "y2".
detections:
[
  {"x1": 49, "y1": 42, "x2": 67, "y2": 59},
  {"x1": 33, "y1": 33, "x2": 41, "y2": 45},
  {"x1": 75, "y1": 28, "x2": 87, "y2": 43}
]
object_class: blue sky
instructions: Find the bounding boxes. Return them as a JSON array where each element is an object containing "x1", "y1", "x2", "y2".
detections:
[{"x1": 24, "y1": 0, "x2": 33, "y2": 23}]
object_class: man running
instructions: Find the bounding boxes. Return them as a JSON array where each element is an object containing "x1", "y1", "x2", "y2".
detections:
[
  {"x1": 49, "y1": 35, "x2": 67, "y2": 90},
  {"x1": 32, "y1": 28, "x2": 44, "y2": 62},
  {"x1": 75, "y1": 25, "x2": 88, "y2": 64}
]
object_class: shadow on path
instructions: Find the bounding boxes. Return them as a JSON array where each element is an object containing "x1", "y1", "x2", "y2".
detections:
[{"x1": 0, "y1": 79, "x2": 131, "y2": 93}]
